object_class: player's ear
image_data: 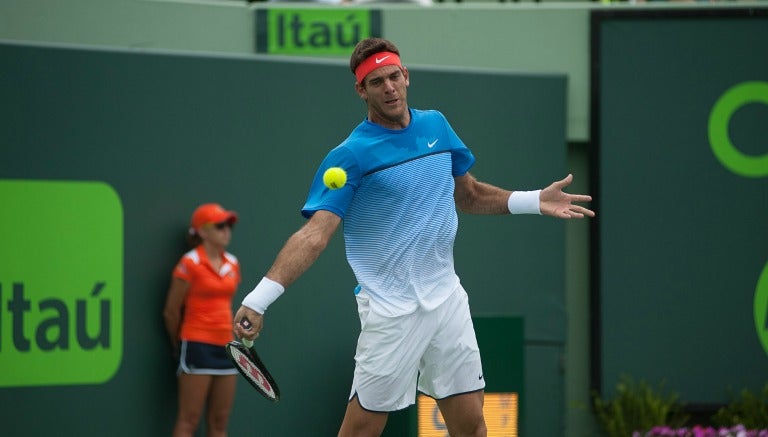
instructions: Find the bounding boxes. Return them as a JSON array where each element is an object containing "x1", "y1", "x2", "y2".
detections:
[
  {"x1": 355, "y1": 81, "x2": 367, "y2": 101},
  {"x1": 402, "y1": 66, "x2": 410, "y2": 87}
]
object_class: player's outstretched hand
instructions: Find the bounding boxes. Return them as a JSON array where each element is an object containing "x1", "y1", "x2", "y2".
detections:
[
  {"x1": 539, "y1": 174, "x2": 595, "y2": 219},
  {"x1": 233, "y1": 305, "x2": 264, "y2": 341}
]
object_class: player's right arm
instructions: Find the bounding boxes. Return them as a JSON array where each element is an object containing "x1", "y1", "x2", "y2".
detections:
[
  {"x1": 163, "y1": 277, "x2": 189, "y2": 357},
  {"x1": 234, "y1": 210, "x2": 342, "y2": 340},
  {"x1": 265, "y1": 210, "x2": 341, "y2": 287}
]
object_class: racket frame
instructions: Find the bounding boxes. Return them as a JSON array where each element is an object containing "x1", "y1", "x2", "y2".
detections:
[{"x1": 225, "y1": 339, "x2": 280, "y2": 402}]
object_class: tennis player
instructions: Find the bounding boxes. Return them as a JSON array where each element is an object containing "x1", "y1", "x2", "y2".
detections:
[{"x1": 234, "y1": 37, "x2": 594, "y2": 437}]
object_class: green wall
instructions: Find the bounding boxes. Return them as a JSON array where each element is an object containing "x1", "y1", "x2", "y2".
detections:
[
  {"x1": 0, "y1": 41, "x2": 567, "y2": 436},
  {"x1": 0, "y1": 0, "x2": 254, "y2": 53},
  {"x1": 593, "y1": 10, "x2": 768, "y2": 404}
]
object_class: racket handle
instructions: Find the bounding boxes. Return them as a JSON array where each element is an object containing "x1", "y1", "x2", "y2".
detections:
[{"x1": 239, "y1": 318, "x2": 254, "y2": 347}]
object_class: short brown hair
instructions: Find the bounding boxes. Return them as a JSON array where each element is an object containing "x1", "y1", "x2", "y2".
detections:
[{"x1": 349, "y1": 38, "x2": 400, "y2": 77}]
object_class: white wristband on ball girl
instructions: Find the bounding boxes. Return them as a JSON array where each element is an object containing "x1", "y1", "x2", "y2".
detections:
[
  {"x1": 507, "y1": 190, "x2": 542, "y2": 215},
  {"x1": 242, "y1": 277, "x2": 285, "y2": 314}
]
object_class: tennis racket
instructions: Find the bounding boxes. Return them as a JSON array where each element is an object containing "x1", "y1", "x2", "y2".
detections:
[{"x1": 225, "y1": 319, "x2": 280, "y2": 402}]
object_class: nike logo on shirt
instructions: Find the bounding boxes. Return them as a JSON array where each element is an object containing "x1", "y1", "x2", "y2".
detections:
[{"x1": 427, "y1": 139, "x2": 438, "y2": 148}]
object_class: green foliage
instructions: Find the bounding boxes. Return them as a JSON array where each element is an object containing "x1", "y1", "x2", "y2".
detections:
[
  {"x1": 712, "y1": 384, "x2": 768, "y2": 429},
  {"x1": 592, "y1": 376, "x2": 689, "y2": 437}
]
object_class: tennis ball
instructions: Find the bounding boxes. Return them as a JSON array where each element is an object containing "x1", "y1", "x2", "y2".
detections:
[{"x1": 323, "y1": 167, "x2": 347, "y2": 190}]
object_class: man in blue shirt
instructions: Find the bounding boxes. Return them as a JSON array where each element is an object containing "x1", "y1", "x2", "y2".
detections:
[{"x1": 235, "y1": 37, "x2": 594, "y2": 437}]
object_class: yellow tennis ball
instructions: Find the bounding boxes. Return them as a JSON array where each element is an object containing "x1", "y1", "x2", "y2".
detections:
[{"x1": 323, "y1": 167, "x2": 347, "y2": 190}]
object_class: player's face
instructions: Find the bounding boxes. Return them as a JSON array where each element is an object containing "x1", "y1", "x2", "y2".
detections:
[{"x1": 357, "y1": 65, "x2": 410, "y2": 129}]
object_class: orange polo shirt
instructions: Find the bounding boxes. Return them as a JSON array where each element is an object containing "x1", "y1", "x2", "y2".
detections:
[{"x1": 172, "y1": 245, "x2": 241, "y2": 346}]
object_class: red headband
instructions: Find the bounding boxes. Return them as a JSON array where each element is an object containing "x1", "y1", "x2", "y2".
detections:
[{"x1": 354, "y1": 52, "x2": 402, "y2": 83}]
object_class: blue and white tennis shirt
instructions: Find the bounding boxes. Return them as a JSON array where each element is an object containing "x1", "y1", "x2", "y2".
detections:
[{"x1": 302, "y1": 109, "x2": 475, "y2": 317}]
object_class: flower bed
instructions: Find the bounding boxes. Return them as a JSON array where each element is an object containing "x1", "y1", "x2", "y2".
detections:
[{"x1": 634, "y1": 425, "x2": 768, "y2": 437}]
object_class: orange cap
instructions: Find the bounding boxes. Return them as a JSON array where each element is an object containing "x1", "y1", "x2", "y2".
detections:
[{"x1": 190, "y1": 203, "x2": 238, "y2": 231}]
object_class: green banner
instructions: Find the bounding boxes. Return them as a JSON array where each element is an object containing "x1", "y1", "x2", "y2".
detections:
[
  {"x1": 0, "y1": 180, "x2": 123, "y2": 387},
  {"x1": 256, "y1": 8, "x2": 381, "y2": 56}
]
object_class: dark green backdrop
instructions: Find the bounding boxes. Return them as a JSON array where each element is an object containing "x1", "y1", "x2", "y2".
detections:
[
  {"x1": 592, "y1": 9, "x2": 768, "y2": 404},
  {"x1": 0, "y1": 42, "x2": 567, "y2": 435}
]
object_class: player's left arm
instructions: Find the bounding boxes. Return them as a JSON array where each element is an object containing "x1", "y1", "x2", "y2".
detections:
[
  {"x1": 454, "y1": 172, "x2": 595, "y2": 219},
  {"x1": 453, "y1": 172, "x2": 511, "y2": 214},
  {"x1": 538, "y1": 174, "x2": 595, "y2": 218}
]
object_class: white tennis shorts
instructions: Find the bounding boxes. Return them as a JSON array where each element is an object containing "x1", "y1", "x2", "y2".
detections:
[{"x1": 348, "y1": 283, "x2": 485, "y2": 412}]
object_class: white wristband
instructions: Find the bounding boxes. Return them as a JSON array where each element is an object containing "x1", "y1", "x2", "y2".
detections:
[
  {"x1": 242, "y1": 277, "x2": 285, "y2": 314},
  {"x1": 507, "y1": 190, "x2": 541, "y2": 215}
]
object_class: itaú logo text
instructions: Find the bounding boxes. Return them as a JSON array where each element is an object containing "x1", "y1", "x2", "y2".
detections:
[
  {"x1": 1, "y1": 282, "x2": 112, "y2": 352},
  {"x1": 258, "y1": 9, "x2": 379, "y2": 56}
]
